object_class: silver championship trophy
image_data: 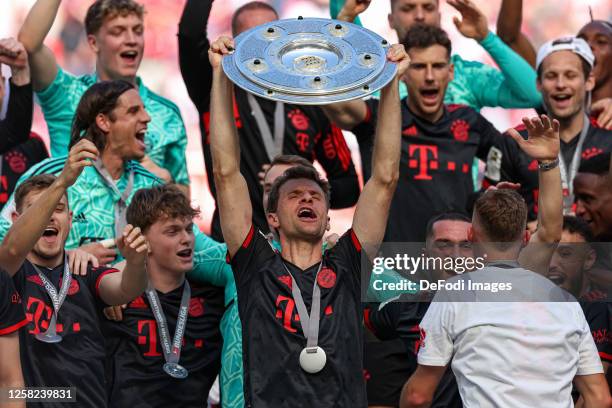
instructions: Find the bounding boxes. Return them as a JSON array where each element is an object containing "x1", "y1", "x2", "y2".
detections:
[{"x1": 222, "y1": 17, "x2": 397, "y2": 104}]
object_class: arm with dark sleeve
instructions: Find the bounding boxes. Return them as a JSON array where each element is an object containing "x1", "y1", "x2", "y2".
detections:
[
  {"x1": 496, "y1": 0, "x2": 537, "y2": 67},
  {"x1": 482, "y1": 132, "x2": 522, "y2": 188},
  {"x1": 584, "y1": 302, "x2": 612, "y2": 364},
  {"x1": 365, "y1": 302, "x2": 422, "y2": 348},
  {"x1": 473, "y1": 33, "x2": 541, "y2": 108},
  {"x1": 178, "y1": 0, "x2": 214, "y2": 113},
  {"x1": 0, "y1": 81, "x2": 33, "y2": 154},
  {"x1": 314, "y1": 122, "x2": 360, "y2": 208}
]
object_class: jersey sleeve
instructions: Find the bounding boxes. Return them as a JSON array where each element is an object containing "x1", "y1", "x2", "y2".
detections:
[
  {"x1": 416, "y1": 294, "x2": 454, "y2": 366},
  {"x1": 0, "y1": 82, "x2": 33, "y2": 154},
  {"x1": 35, "y1": 67, "x2": 77, "y2": 155},
  {"x1": 482, "y1": 132, "x2": 521, "y2": 187},
  {"x1": 178, "y1": 0, "x2": 214, "y2": 114},
  {"x1": 577, "y1": 311, "x2": 605, "y2": 376},
  {"x1": 327, "y1": 228, "x2": 362, "y2": 283},
  {"x1": 0, "y1": 270, "x2": 27, "y2": 335},
  {"x1": 474, "y1": 111, "x2": 503, "y2": 161},
  {"x1": 470, "y1": 32, "x2": 542, "y2": 109},
  {"x1": 85, "y1": 266, "x2": 120, "y2": 305},
  {"x1": 314, "y1": 122, "x2": 360, "y2": 209},
  {"x1": 349, "y1": 98, "x2": 379, "y2": 147},
  {"x1": 364, "y1": 302, "x2": 416, "y2": 343},
  {"x1": 583, "y1": 302, "x2": 612, "y2": 363},
  {"x1": 228, "y1": 225, "x2": 276, "y2": 291}
]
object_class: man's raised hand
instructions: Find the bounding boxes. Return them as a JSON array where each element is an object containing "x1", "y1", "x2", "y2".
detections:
[
  {"x1": 208, "y1": 36, "x2": 234, "y2": 70},
  {"x1": 507, "y1": 115, "x2": 560, "y2": 162},
  {"x1": 57, "y1": 139, "x2": 99, "y2": 188},
  {"x1": 0, "y1": 38, "x2": 28, "y2": 69},
  {"x1": 387, "y1": 43, "x2": 410, "y2": 78},
  {"x1": 448, "y1": 0, "x2": 489, "y2": 42},
  {"x1": 116, "y1": 224, "x2": 148, "y2": 267},
  {"x1": 338, "y1": 0, "x2": 372, "y2": 22}
]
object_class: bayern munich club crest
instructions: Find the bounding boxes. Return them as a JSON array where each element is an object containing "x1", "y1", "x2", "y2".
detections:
[
  {"x1": 451, "y1": 119, "x2": 470, "y2": 142},
  {"x1": 317, "y1": 267, "x2": 336, "y2": 289}
]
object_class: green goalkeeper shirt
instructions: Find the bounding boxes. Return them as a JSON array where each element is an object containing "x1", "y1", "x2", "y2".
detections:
[{"x1": 36, "y1": 68, "x2": 189, "y2": 185}]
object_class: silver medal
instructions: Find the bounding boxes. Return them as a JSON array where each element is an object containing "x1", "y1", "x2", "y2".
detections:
[
  {"x1": 35, "y1": 332, "x2": 62, "y2": 343},
  {"x1": 163, "y1": 362, "x2": 189, "y2": 379},
  {"x1": 299, "y1": 346, "x2": 327, "y2": 374}
]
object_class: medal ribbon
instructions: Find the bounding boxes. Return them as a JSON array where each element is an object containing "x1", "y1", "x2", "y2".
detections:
[
  {"x1": 247, "y1": 93, "x2": 285, "y2": 161},
  {"x1": 282, "y1": 261, "x2": 324, "y2": 349},
  {"x1": 32, "y1": 255, "x2": 71, "y2": 338},
  {"x1": 558, "y1": 114, "x2": 589, "y2": 213},
  {"x1": 93, "y1": 159, "x2": 134, "y2": 237},
  {"x1": 146, "y1": 280, "x2": 191, "y2": 365}
]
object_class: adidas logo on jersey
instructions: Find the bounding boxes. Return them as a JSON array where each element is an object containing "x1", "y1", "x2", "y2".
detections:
[{"x1": 74, "y1": 213, "x2": 88, "y2": 223}]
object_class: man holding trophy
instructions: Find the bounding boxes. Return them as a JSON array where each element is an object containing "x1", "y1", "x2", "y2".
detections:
[{"x1": 207, "y1": 17, "x2": 409, "y2": 405}]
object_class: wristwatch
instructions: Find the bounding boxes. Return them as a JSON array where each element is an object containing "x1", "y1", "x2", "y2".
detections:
[{"x1": 538, "y1": 157, "x2": 559, "y2": 171}]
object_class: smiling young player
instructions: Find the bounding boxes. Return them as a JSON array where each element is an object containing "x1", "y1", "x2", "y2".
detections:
[
  {"x1": 17, "y1": 0, "x2": 188, "y2": 190},
  {"x1": 0, "y1": 138, "x2": 148, "y2": 408},
  {"x1": 103, "y1": 184, "x2": 224, "y2": 407},
  {"x1": 484, "y1": 37, "x2": 612, "y2": 218}
]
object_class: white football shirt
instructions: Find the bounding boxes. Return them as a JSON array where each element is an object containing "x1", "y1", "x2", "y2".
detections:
[{"x1": 418, "y1": 265, "x2": 603, "y2": 408}]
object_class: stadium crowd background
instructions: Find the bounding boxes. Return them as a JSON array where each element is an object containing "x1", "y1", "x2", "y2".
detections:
[{"x1": 1, "y1": 0, "x2": 609, "y2": 235}]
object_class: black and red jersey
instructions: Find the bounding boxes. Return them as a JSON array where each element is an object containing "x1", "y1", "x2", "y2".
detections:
[
  {"x1": 579, "y1": 291, "x2": 612, "y2": 364},
  {"x1": 0, "y1": 133, "x2": 48, "y2": 210},
  {"x1": 483, "y1": 119, "x2": 612, "y2": 218},
  {"x1": 178, "y1": 0, "x2": 360, "y2": 241},
  {"x1": 12, "y1": 259, "x2": 117, "y2": 408},
  {"x1": 364, "y1": 298, "x2": 463, "y2": 407},
  {"x1": 0, "y1": 269, "x2": 27, "y2": 336},
  {"x1": 352, "y1": 99, "x2": 502, "y2": 242},
  {"x1": 102, "y1": 282, "x2": 224, "y2": 407},
  {"x1": 230, "y1": 226, "x2": 366, "y2": 407}
]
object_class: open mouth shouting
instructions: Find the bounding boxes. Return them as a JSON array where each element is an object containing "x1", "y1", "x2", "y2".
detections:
[
  {"x1": 176, "y1": 248, "x2": 193, "y2": 261},
  {"x1": 135, "y1": 128, "x2": 147, "y2": 151},
  {"x1": 120, "y1": 50, "x2": 139, "y2": 66},
  {"x1": 419, "y1": 88, "x2": 440, "y2": 106},
  {"x1": 297, "y1": 207, "x2": 318, "y2": 222},
  {"x1": 41, "y1": 226, "x2": 59, "y2": 244}
]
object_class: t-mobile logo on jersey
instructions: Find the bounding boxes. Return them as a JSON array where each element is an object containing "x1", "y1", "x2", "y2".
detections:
[{"x1": 408, "y1": 145, "x2": 438, "y2": 180}]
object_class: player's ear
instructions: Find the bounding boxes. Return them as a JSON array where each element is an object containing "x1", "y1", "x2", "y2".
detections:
[
  {"x1": 584, "y1": 248, "x2": 596, "y2": 271},
  {"x1": 585, "y1": 71, "x2": 595, "y2": 92},
  {"x1": 10, "y1": 211, "x2": 19, "y2": 223},
  {"x1": 96, "y1": 113, "x2": 112, "y2": 133},
  {"x1": 87, "y1": 34, "x2": 100, "y2": 53},
  {"x1": 326, "y1": 216, "x2": 331, "y2": 232},
  {"x1": 267, "y1": 212, "x2": 280, "y2": 229},
  {"x1": 467, "y1": 226, "x2": 475, "y2": 242}
]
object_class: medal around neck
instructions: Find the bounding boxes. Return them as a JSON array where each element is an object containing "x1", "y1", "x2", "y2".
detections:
[
  {"x1": 222, "y1": 17, "x2": 397, "y2": 105},
  {"x1": 163, "y1": 362, "x2": 189, "y2": 379},
  {"x1": 299, "y1": 346, "x2": 327, "y2": 374},
  {"x1": 35, "y1": 332, "x2": 62, "y2": 343}
]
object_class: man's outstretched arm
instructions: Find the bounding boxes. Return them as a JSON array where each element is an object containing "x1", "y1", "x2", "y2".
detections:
[
  {"x1": 208, "y1": 37, "x2": 252, "y2": 257},
  {"x1": 496, "y1": 0, "x2": 536, "y2": 67},
  {"x1": 0, "y1": 139, "x2": 98, "y2": 276},
  {"x1": 513, "y1": 115, "x2": 562, "y2": 275},
  {"x1": 352, "y1": 45, "x2": 408, "y2": 249},
  {"x1": 17, "y1": 0, "x2": 61, "y2": 91}
]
